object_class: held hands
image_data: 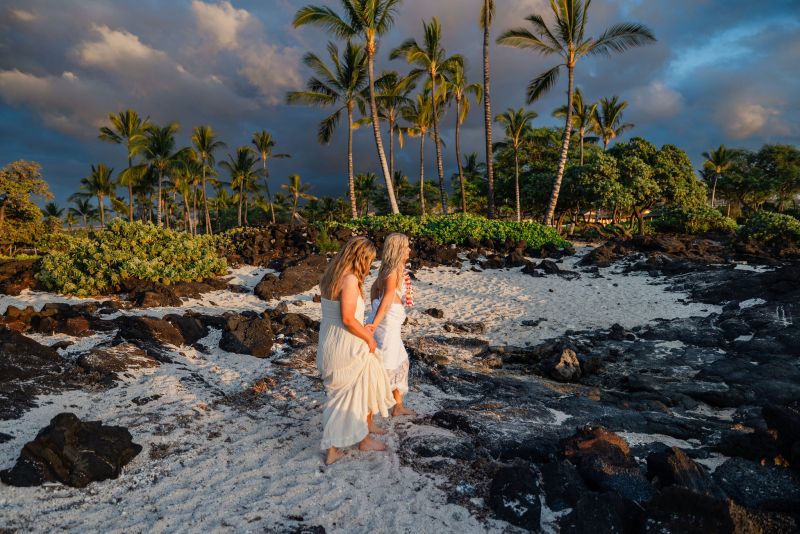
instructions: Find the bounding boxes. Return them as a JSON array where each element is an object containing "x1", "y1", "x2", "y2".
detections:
[
  {"x1": 365, "y1": 323, "x2": 377, "y2": 333},
  {"x1": 367, "y1": 333, "x2": 378, "y2": 354}
]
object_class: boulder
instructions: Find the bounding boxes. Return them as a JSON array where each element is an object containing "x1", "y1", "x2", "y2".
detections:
[
  {"x1": 402, "y1": 434, "x2": 476, "y2": 461},
  {"x1": 539, "y1": 460, "x2": 589, "y2": 512},
  {"x1": 219, "y1": 313, "x2": 273, "y2": 357},
  {"x1": 646, "y1": 446, "x2": 726, "y2": 499},
  {"x1": 713, "y1": 458, "x2": 800, "y2": 513},
  {"x1": 164, "y1": 313, "x2": 209, "y2": 345},
  {"x1": 424, "y1": 308, "x2": 444, "y2": 319},
  {"x1": 0, "y1": 413, "x2": 141, "y2": 488},
  {"x1": 560, "y1": 492, "x2": 643, "y2": 534},
  {"x1": 0, "y1": 258, "x2": 39, "y2": 295},
  {"x1": 77, "y1": 344, "x2": 159, "y2": 377},
  {"x1": 254, "y1": 255, "x2": 327, "y2": 301},
  {"x1": 541, "y1": 348, "x2": 582, "y2": 382}
]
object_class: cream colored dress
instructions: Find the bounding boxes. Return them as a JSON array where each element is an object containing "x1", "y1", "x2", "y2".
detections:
[
  {"x1": 367, "y1": 285, "x2": 410, "y2": 394},
  {"x1": 317, "y1": 296, "x2": 394, "y2": 450}
]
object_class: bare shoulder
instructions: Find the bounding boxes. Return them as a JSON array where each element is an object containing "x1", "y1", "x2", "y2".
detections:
[{"x1": 341, "y1": 272, "x2": 359, "y2": 288}]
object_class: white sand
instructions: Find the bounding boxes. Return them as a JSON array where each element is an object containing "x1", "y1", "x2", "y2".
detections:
[{"x1": 0, "y1": 252, "x2": 728, "y2": 532}]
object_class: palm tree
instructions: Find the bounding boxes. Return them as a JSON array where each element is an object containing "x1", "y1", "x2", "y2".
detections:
[
  {"x1": 402, "y1": 94, "x2": 435, "y2": 215},
  {"x1": 220, "y1": 147, "x2": 259, "y2": 227},
  {"x1": 282, "y1": 174, "x2": 317, "y2": 225},
  {"x1": 553, "y1": 87, "x2": 597, "y2": 165},
  {"x1": 497, "y1": 1, "x2": 655, "y2": 225},
  {"x1": 73, "y1": 163, "x2": 115, "y2": 226},
  {"x1": 702, "y1": 145, "x2": 734, "y2": 209},
  {"x1": 293, "y1": 0, "x2": 402, "y2": 214},
  {"x1": 593, "y1": 96, "x2": 633, "y2": 151},
  {"x1": 191, "y1": 125, "x2": 226, "y2": 234},
  {"x1": 374, "y1": 71, "x2": 416, "y2": 180},
  {"x1": 68, "y1": 198, "x2": 98, "y2": 228},
  {"x1": 495, "y1": 108, "x2": 537, "y2": 222},
  {"x1": 354, "y1": 172, "x2": 377, "y2": 216},
  {"x1": 42, "y1": 202, "x2": 63, "y2": 231},
  {"x1": 251, "y1": 131, "x2": 290, "y2": 224},
  {"x1": 444, "y1": 61, "x2": 482, "y2": 213},
  {"x1": 288, "y1": 41, "x2": 368, "y2": 219},
  {"x1": 211, "y1": 183, "x2": 233, "y2": 232},
  {"x1": 65, "y1": 211, "x2": 77, "y2": 231},
  {"x1": 391, "y1": 17, "x2": 463, "y2": 215},
  {"x1": 481, "y1": 0, "x2": 496, "y2": 218},
  {"x1": 98, "y1": 109, "x2": 149, "y2": 222},
  {"x1": 143, "y1": 122, "x2": 183, "y2": 226}
]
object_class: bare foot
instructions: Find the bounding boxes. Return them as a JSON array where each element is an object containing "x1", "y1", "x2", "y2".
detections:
[
  {"x1": 368, "y1": 420, "x2": 387, "y2": 435},
  {"x1": 325, "y1": 447, "x2": 345, "y2": 465},
  {"x1": 358, "y1": 435, "x2": 387, "y2": 452},
  {"x1": 391, "y1": 405, "x2": 417, "y2": 417}
]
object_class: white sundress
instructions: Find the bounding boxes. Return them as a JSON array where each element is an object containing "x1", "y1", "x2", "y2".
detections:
[
  {"x1": 316, "y1": 296, "x2": 394, "y2": 451},
  {"x1": 367, "y1": 284, "x2": 411, "y2": 395}
]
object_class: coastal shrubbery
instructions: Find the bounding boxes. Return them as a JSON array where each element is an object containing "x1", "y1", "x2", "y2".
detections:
[
  {"x1": 651, "y1": 206, "x2": 738, "y2": 235},
  {"x1": 37, "y1": 220, "x2": 227, "y2": 296},
  {"x1": 738, "y1": 211, "x2": 800, "y2": 247},
  {"x1": 337, "y1": 214, "x2": 570, "y2": 249}
]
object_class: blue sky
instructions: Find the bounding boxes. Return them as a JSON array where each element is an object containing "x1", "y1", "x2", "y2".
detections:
[{"x1": 1, "y1": 0, "x2": 799, "y2": 205}]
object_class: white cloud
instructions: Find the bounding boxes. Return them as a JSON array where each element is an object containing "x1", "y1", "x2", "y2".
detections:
[
  {"x1": 10, "y1": 8, "x2": 37, "y2": 22},
  {"x1": 721, "y1": 102, "x2": 783, "y2": 139},
  {"x1": 74, "y1": 24, "x2": 169, "y2": 71},
  {"x1": 191, "y1": 0, "x2": 252, "y2": 51},
  {"x1": 629, "y1": 81, "x2": 684, "y2": 119}
]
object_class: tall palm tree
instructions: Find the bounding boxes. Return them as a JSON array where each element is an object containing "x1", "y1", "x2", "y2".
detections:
[
  {"x1": 402, "y1": 94, "x2": 435, "y2": 215},
  {"x1": 98, "y1": 109, "x2": 149, "y2": 222},
  {"x1": 251, "y1": 131, "x2": 290, "y2": 224},
  {"x1": 211, "y1": 183, "x2": 233, "y2": 232},
  {"x1": 498, "y1": 0, "x2": 655, "y2": 224},
  {"x1": 220, "y1": 147, "x2": 259, "y2": 227},
  {"x1": 73, "y1": 163, "x2": 115, "y2": 226},
  {"x1": 553, "y1": 87, "x2": 597, "y2": 165},
  {"x1": 391, "y1": 17, "x2": 463, "y2": 215},
  {"x1": 288, "y1": 41, "x2": 368, "y2": 219},
  {"x1": 702, "y1": 145, "x2": 734, "y2": 209},
  {"x1": 354, "y1": 172, "x2": 378, "y2": 216},
  {"x1": 495, "y1": 108, "x2": 537, "y2": 222},
  {"x1": 593, "y1": 96, "x2": 633, "y2": 151},
  {"x1": 143, "y1": 122, "x2": 183, "y2": 226},
  {"x1": 374, "y1": 71, "x2": 416, "y2": 180},
  {"x1": 444, "y1": 61, "x2": 483, "y2": 213},
  {"x1": 68, "y1": 198, "x2": 98, "y2": 228},
  {"x1": 282, "y1": 174, "x2": 317, "y2": 225},
  {"x1": 293, "y1": 0, "x2": 402, "y2": 214},
  {"x1": 191, "y1": 125, "x2": 226, "y2": 234},
  {"x1": 481, "y1": 0, "x2": 496, "y2": 218},
  {"x1": 42, "y1": 202, "x2": 64, "y2": 219}
]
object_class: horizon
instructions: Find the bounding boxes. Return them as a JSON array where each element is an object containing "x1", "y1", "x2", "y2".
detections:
[{"x1": 1, "y1": 0, "x2": 799, "y2": 206}]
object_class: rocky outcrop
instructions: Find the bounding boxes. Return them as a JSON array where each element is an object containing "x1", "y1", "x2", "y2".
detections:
[
  {"x1": 219, "y1": 312, "x2": 273, "y2": 357},
  {"x1": 254, "y1": 255, "x2": 327, "y2": 301},
  {"x1": 0, "y1": 413, "x2": 141, "y2": 488},
  {"x1": 488, "y1": 464, "x2": 542, "y2": 530},
  {"x1": 0, "y1": 258, "x2": 39, "y2": 295}
]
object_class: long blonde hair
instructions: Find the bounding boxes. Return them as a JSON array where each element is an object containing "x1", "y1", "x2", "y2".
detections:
[
  {"x1": 319, "y1": 237, "x2": 376, "y2": 300},
  {"x1": 370, "y1": 233, "x2": 409, "y2": 300}
]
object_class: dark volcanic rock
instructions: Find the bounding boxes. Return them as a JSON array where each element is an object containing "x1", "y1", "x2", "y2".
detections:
[
  {"x1": 219, "y1": 313, "x2": 273, "y2": 357},
  {"x1": 424, "y1": 308, "x2": 444, "y2": 319},
  {"x1": 0, "y1": 258, "x2": 39, "y2": 295},
  {"x1": 646, "y1": 446, "x2": 725, "y2": 498},
  {"x1": 488, "y1": 464, "x2": 542, "y2": 531},
  {"x1": 562, "y1": 425, "x2": 656, "y2": 503},
  {"x1": 539, "y1": 460, "x2": 589, "y2": 512},
  {"x1": 763, "y1": 402, "x2": 800, "y2": 469},
  {"x1": 541, "y1": 347, "x2": 582, "y2": 382},
  {"x1": 112, "y1": 316, "x2": 184, "y2": 361},
  {"x1": 164, "y1": 313, "x2": 209, "y2": 345},
  {"x1": 560, "y1": 492, "x2": 643, "y2": 534},
  {"x1": 254, "y1": 254, "x2": 327, "y2": 301},
  {"x1": 713, "y1": 458, "x2": 800, "y2": 513},
  {"x1": 403, "y1": 434, "x2": 475, "y2": 461},
  {"x1": 77, "y1": 344, "x2": 159, "y2": 377},
  {"x1": 0, "y1": 412, "x2": 142, "y2": 488},
  {"x1": 443, "y1": 321, "x2": 485, "y2": 334}
]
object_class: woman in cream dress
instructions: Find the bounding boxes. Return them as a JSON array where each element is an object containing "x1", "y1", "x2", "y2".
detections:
[
  {"x1": 317, "y1": 237, "x2": 395, "y2": 465},
  {"x1": 366, "y1": 233, "x2": 417, "y2": 417}
]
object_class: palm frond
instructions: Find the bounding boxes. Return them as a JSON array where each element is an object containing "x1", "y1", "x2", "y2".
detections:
[
  {"x1": 586, "y1": 22, "x2": 656, "y2": 57},
  {"x1": 526, "y1": 64, "x2": 561, "y2": 103}
]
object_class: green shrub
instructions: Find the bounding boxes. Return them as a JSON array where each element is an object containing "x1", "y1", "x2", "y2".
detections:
[
  {"x1": 335, "y1": 213, "x2": 570, "y2": 249},
  {"x1": 738, "y1": 211, "x2": 800, "y2": 246},
  {"x1": 315, "y1": 225, "x2": 340, "y2": 253},
  {"x1": 38, "y1": 220, "x2": 227, "y2": 296},
  {"x1": 651, "y1": 206, "x2": 738, "y2": 234},
  {"x1": 33, "y1": 232, "x2": 83, "y2": 254}
]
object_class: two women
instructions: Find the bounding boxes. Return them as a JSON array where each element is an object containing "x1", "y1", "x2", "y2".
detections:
[{"x1": 316, "y1": 234, "x2": 414, "y2": 465}]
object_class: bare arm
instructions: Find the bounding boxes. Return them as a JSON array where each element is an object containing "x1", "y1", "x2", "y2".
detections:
[
  {"x1": 367, "y1": 272, "x2": 399, "y2": 331},
  {"x1": 339, "y1": 274, "x2": 377, "y2": 353}
]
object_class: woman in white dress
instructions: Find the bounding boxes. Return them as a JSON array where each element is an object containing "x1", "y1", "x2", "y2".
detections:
[
  {"x1": 366, "y1": 233, "x2": 417, "y2": 417},
  {"x1": 317, "y1": 237, "x2": 395, "y2": 465}
]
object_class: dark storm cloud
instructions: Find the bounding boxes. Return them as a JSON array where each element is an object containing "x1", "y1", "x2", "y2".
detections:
[{"x1": 0, "y1": 0, "x2": 798, "y2": 205}]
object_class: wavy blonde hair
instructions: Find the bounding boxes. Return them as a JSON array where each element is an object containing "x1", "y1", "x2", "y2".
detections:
[
  {"x1": 319, "y1": 237, "x2": 376, "y2": 300},
  {"x1": 370, "y1": 233, "x2": 409, "y2": 300}
]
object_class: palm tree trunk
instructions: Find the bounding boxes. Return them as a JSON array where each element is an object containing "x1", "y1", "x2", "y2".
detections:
[
  {"x1": 483, "y1": 2, "x2": 495, "y2": 219},
  {"x1": 237, "y1": 183, "x2": 243, "y2": 227},
  {"x1": 543, "y1": 65, "x2": 574, "y2": 226},
  {"x1": 157, "y1": 168, "x2": 163, "y2": 226},
  {"x1": 260, "y1": 158, "x2": 276, "y2": 225},
  {"x1": 419, "y1": 131, "x2": 426, "y2": 216},
  {"x1": 202, "y1": 163, "x2": 212, "y2": 234},
  {"x1": 579, "y1": 128, "x2": 585, "y2": 166},
  {"x1": 347, "y1": 104, "x2": 358, "y2": 219},
  {"x1": 98, "y1": 194, "x2": 105, "y2": 226},
  {"x1": 455, "y1": 95, "x2": 467, "y2": 213},
  {"x1": 244, "y1": 193, "x2": 249, "y2": 226},
  {"x1": 514, "y1": 148, "x2": 521, "y2": 222},
  {"x1": 366, "y1": 39, "x2": 400, "y2": 214},
  {"x1": 127, "y1": 155, "x2": 134, "y2": 222},
  {"x1": 193, "y1": 187, "x2": 199, "y2": 235},
  {"x1": 290, "y1": 197, "x2": 298, "y2": 226},
  {"x1": 431, "y1": 73, "x2": 448, "y2": 215},
  {"x1": 389, "y1": 115, "x2": 395, "y2": 181},
  {"x1": 711, "y1": 174, "x2": 719, "y2": 208}
]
